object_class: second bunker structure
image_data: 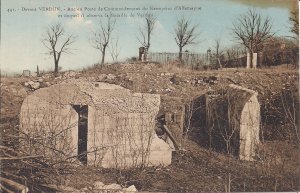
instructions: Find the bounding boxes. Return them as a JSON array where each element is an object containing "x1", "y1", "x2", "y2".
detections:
[{"x1": 205, "y1": 84, "x2": 260, "y2": 161}]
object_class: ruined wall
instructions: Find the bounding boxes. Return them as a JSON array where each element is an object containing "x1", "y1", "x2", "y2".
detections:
[
  {"x1": 87, "y1": 93, "x2": 171, "y2": 168},
  {"x1": 20, "y1": 81, "x2": 172, "y2": 168},
  {"x1": 20, "y1": 93, "x2": 78, "y2": 162},
  {"x1": 205, "y1": 84, "x2": 260, "y2": 161}
]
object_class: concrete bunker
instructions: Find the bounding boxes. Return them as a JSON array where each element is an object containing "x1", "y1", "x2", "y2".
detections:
[
  {"x1": 20, "y1": 81, "x2": 172, "y2": 168},
  {"x1": 189, "y1": 84, "x2": 260, "y2": 161}
]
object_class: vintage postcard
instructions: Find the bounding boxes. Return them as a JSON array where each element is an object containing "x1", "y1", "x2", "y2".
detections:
[{"x1": 1, "y1": 0, "x2": 299, "y2": 192}]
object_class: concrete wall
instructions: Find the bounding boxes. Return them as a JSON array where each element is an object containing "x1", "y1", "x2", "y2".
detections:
[
  {"x1": 20, "y1": 81, "x2": 172, "y2": 168},
  {"x1": 239, "y1": 95, "x2": 260, "y2": 161},
  {"x1": 20, "y1": 94, "x2": 78, "y2": 161}
]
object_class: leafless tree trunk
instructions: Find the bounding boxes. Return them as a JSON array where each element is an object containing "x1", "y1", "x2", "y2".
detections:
[
  {"x1": 213, "y1": 39, "x2": 224, "y2": 68},
  {"x1": 232, "y1": 9, "x2": 274, "y2": 68},
  {"x1": 91, "y1": 17, "x2": 116, "y2": 64},
  {"x1": 41, "y1": 23, "x2": 76, "y2": 76},
  {"x1": 174, "y1": 17, "x2": 199, "y2": 63},
  {"x1": 138, "y1": 13, "x2": 157, "y2": 61},
  {"x1": 109, "y1": 36, "x2": 121, "y2": 62}
]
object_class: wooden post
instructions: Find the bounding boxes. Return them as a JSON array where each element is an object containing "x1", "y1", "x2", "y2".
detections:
[
  {"x1": 0, "y1": 177, "x2": 29, "y2": 193},
  {"x1": 162, "y1": 125, "x2": 179, "y2": 150}
]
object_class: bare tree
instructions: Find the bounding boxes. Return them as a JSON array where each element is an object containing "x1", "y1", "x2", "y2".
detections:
[
  {"x1": 232, "y1": 9, "x2": 274, "y2": 68},
  {"x1": 174, "y1": 17, "x2": 199, "y2": 62},
  {"x1": 289, "y1": 10, "x2": 299, "y2": 39},
  {"x1": 91, "y1": 17, "x2": 116, "y2": 64},
  {"x1": 41, "y1": 23, "x2": 76, "y2": 75},
  {"x1": 109, "y1": 36, "x2": 121, "y2": 62},
  {"x1": 137, "y1": 13, "x2": 157, "y2": 60},
  {"x1": 213, "y1": 39, "x2": 224, "y2": 68}
]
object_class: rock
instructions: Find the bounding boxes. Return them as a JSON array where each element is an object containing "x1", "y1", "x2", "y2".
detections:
[
  {"x1": 165, "y1": 88, "x2": 172, "y2": 92},
  {"x1": 59, "y1": 186, "x2": 81, "y2": 193},
  {"x1": 80, "y1": 187, "x2": 88, "y2": 191},
  {"x1": 28, "y1": 81, "x2": 34, "y2": 85},
  {"x1": 64, "y1": 71, "x2": 77, "y2": 78},
  {"x1": 148, "y1": 89, "x2": 157, "y2": 94},
  {"x1": 54, "y1": 75, "x2": 62, "y2": 80},
  {"x1": 165, "y1": 72, "x2": 174, "y2": 76},
  {"x1": 161, "y1": 72, "x2": 174, "y2": 76},
  {"x1": 123, "y1": 185, "x2": 137, "y2": 192},
  {"x1": 30, "y1": 82, "x2": 40, "y2": 90},
  {"x1": 98, "y1": 74, "x2": 107, "y2": 81},
  {"x1": 93, "y1": 181, "x2": 104, "y2": 189},
  {"x1": 45, "y1": 82, "x2": 51, "y2": 87},
  {"x1": 107, "y1": 74, "x2": 116, "y2": 80},
  {"x1": 26, "y1": 81, "x2": 40, "y2": 90},
  {"x1": 170, "y1": 75, "x2": 182, "y2": 85},
  {"x1": 38, "y1": 78, "x2": 43, "y2": 82},
  {"x1": 169, "y1": 85, "x2": 175, "y2": 90},
  {"x1": 40, "y1": 82, "x2": 50, "y2": 88},
  {"x1": 103, "y1": 183, "x2": 122, "y2": 190}
]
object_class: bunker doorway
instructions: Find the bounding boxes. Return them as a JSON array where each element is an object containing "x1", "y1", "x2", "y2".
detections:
[{"x1": 72, "y1": 105, "x2": 88, "y2": 165}]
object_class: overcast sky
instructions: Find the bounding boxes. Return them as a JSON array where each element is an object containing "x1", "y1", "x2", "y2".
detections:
[{"x1": 1, "y1": 0, "x2": 297, "y2": 74}]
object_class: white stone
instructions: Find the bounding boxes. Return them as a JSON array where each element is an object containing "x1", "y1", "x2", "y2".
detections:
[
  {"x1": 44, "y1": 82, "x2": 51, "y2": 87},
  {"x1": 98, "y1": 74, "x2": 107, "y2": 81},
  {"x1": 64, "y1": 71, "x2": 77, "y2": 77},
  {"x1": 93, "y1": 181, "x2": 104, "y2": 189},
  {"x1": 26, "y1": 81, "x2": 40, "y2": 90},
  {"x1": 107, "y1": 74, "x2": 116, "y2": 80},
  {"x1": 103, "y1": 183, "x2": 122, "y2": 190},
  {"x1": 123, "y1": 185, "x2": 137, "y2": 192}
]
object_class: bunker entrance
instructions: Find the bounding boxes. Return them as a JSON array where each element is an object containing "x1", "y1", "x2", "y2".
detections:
[{"x1": 72, "y1": 105, "x2": 88, "y2": 165}]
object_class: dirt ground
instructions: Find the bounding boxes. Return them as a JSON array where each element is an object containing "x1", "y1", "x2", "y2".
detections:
[{"x1": 0, "y1": 63, "x2": 299, "y2": 192}]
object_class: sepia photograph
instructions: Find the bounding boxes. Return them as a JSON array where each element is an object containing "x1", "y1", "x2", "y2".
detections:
[{"x1": 0, "y1": 0, "x2": 299, "y2": 192}]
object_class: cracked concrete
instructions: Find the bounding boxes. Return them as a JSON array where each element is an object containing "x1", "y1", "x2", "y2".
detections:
[{"x1": 20, "y1": 80, "x2": 172, "y2": 168}]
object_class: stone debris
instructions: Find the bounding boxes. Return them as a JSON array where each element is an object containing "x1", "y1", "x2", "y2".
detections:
[
  {"x1": 107, "y1": 74, "x2": 116, "y2": 80},
  {"x1": 43, "y1": 182, "x2": 137, "y2": 193},
  {"x1": 123, "y1": 185, "x2": 137, "y2": 192},
  {"x1": 96, "y1": 74, "x2": 117, "y2": 82},
  {"x1": 64, "y1": 71, "x2": 79, "y2": 78},
  {"x1": 191, "y1": 76, "x2": 219, "y2": 86},
  {"x1": 44, "y1": 82, "x2": 51, "y2": 87},
  {"x1": 170, "y1": 74, "x2": 183, "y2": 85},
  {"x1": 103, "y1": 183, "x2": 122, "y2": 190},
  {"x1": 93, "y1": 181, "x2": 105, "y2": 189},
  {"x1": 25, "y1": 81, "x2": 40, "y2": 90},
  {"x1": 90, "y1": 181, "x2": 137, "y2": 193},
  {"x1": 97, "y1": 74, "x2": 107, "y2": 81},
  {"x1": 160, "y1": 72, "x2": 174, "y2": 76}
]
